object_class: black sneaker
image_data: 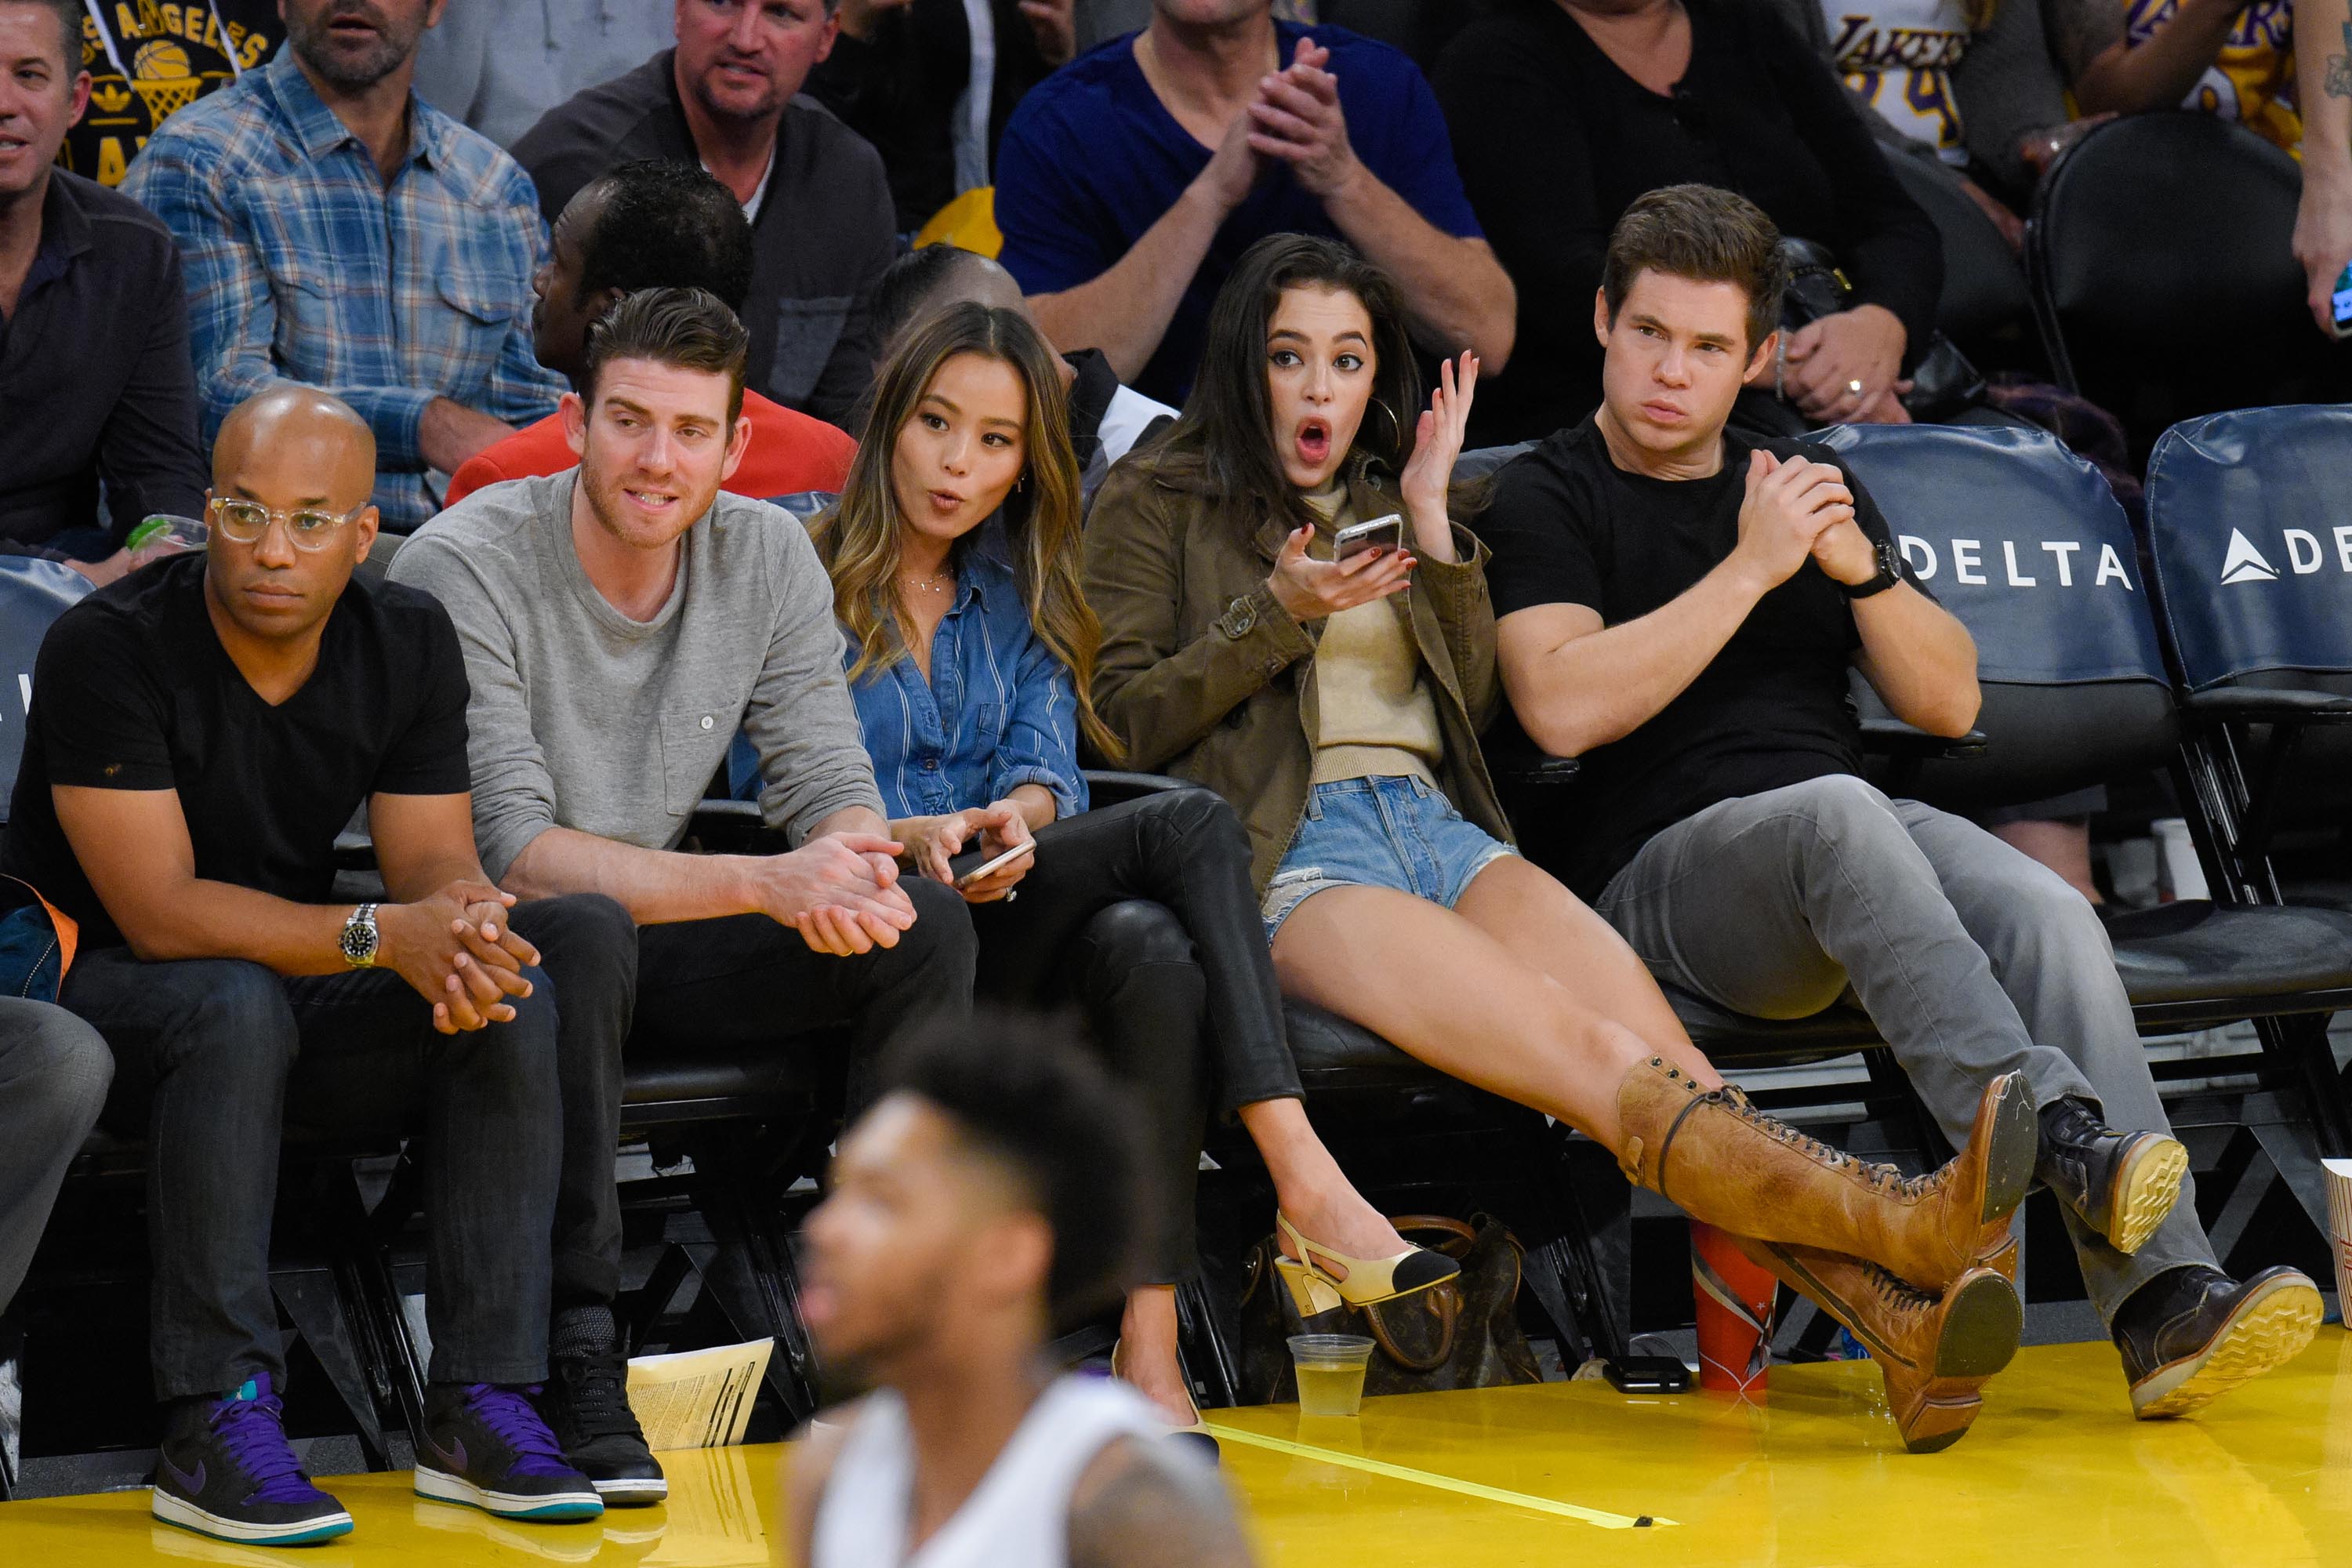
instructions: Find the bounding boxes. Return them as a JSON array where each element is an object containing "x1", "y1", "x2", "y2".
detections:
[
  {"x1": 2036, "y1": 1095, "x2": 2190, "y2": 1256},
  {"x1": 2114, "y1": 1264, "x2": 2322, "y2": 1418},
  {"x1": 151, "y1": 1374, "x2": 354, "y2": 1545},
  {"x1": 415, "y1": 1381, "x2": 604, "y2": 1522},
  {"x1": 542, "y1": 1305, "x2": 666, "y2": 1506}
]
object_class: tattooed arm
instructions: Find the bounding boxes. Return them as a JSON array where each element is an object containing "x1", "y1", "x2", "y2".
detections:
[
  {"x1": 2293, "y1": 8, "x2": 2352, "y2": 333},
  {"x1": 1067, "y1": 1436, "x2": 1258, "y2": 1568}
]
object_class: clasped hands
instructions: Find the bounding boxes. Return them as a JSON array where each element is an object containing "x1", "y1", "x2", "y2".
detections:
[
  {"x1": 1732, "y1": 449, "x2": 1881, "y2": 593},
  {"x1": 1203, "y1": 38, "x2": 1360, "y2": 209},
  {"x1": 376, "y1": 882, "x2": 540, "y2": 1036}
]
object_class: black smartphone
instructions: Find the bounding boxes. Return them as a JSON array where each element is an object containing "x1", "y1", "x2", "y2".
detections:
[
  {"x1": 1602, "y1": 1355, "x2": 1694, "y2": 1394},
  {"x1": 1334, "y1": 512, "x2": 1404, "y2": 561}
]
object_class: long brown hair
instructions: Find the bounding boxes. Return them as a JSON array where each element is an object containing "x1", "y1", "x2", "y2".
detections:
[
  {"x1": 1145, "y1": 234, "x2": 1462, "y2": 539},
  {"x1": 811, "y1": 301, "x2": 1120, "y2": 760}
]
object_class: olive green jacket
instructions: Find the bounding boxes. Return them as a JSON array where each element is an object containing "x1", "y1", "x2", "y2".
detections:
[{"x1": 1083, "y1": 449, "x2": 1512, "y2": 898}]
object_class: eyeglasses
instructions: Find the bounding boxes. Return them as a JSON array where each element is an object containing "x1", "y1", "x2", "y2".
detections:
[{"x1": 206, "y1": 497, "x2": 367, "y2": 551}]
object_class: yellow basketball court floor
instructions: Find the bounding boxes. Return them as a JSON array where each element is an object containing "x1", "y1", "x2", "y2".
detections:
[{"x1": 2, "y1": 1330, "x2": 2347, "y2": 1566}]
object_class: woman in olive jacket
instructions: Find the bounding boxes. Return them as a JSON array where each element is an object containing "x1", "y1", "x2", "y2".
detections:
[{"x1": 1083, "y1": 236, "x2": 2031, "y2": 1360}]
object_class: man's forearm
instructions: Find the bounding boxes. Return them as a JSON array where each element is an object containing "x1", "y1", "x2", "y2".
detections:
[
  {"x1": 118, "y1": 880, "x2": 354, "y2": 975},
  {"x1": 2071, "y1": 7, "x2": 2239, "y2": 114},
  {"x1": 1503, "y1": 563, "x2": 1765, "y2": 757},
  {"x1": 501, "y1": 825, "x2": 761, "y2": 924},
  {"x1": 2299, "y1": 0, "x2": 2352, "y2": 173},
  {"x1": 1854, "y1": 586, "x2": 1981, "y2": 737},
  {"x1": 1026, "y1": 183, "x2": 1232, "y2": 383},
  {"x1": 1325, "y1": 170, "x2": 1516, "y2": 368}
]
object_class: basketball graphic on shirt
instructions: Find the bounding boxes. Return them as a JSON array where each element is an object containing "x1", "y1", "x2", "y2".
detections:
[{"x1": 129, "y1": 39, "x2": 203, "y2": 125}]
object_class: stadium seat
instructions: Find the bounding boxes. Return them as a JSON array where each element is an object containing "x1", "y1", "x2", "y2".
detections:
[
  {"x1": 1820, "y1": 423, "x2": 2352, "y2": 1195},
  {"x1": 2139, "y1": 405, "x2": 2352, "y2": 1159},
  {"x1": 2024, "y1": 112, "x2": 2344, "y2": 459}
]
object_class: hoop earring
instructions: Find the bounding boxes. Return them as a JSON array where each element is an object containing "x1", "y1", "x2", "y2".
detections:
[{"x1": 1369, "y1": 397, "x2": 1403, "y2": 452}]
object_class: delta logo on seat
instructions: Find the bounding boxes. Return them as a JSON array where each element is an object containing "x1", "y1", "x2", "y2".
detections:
[
  {"x1": 2212, "y1": 527, "x2": 2352, "y2": 586},
  {"x1": 1894, "y1": 535, "x2": 2136, "y2": 591}
]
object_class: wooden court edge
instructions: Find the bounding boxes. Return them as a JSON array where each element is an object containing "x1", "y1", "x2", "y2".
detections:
[{"x1": 1201, "y1": 1419, "x2": 1679, "y2": 1529}]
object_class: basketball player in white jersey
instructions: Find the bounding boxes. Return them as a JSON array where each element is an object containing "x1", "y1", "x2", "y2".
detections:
[{"x1": 787, "y1": 1011, "x2": 1256, "y2": 1568}]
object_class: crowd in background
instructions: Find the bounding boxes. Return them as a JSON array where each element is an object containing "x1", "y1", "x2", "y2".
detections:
[{"x1": 0, "y1": 0, "x2": 2342, "y2": 1554}]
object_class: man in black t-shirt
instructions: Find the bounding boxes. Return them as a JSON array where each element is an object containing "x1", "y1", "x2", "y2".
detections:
[
  {"x1": 1, "y1": 389, "x2": 637, "y2": 1544},
  {"x1": 1480, "y1": 186, "x2": 2318, "y2": 1439}
]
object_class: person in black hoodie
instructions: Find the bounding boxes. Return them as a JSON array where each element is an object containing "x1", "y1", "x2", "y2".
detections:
[{"x1": 1433, "y1": 0, "x2": 1942, "y2": 446}]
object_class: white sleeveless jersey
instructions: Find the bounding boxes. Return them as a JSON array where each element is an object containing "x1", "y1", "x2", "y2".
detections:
[
  {"x1": 810, "y1": 1377, "x2": 1170, "y2": 1568},
  {"x1": 1821, "y1": 0, "x2": 1974, "y2": 164}
]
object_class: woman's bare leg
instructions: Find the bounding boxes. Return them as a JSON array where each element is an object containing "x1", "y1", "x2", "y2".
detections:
[
  {"x1": 1450, "y1": 855, "x2": 1714, "y2": 1074},
  {"x1": 1236, "y1": 1095, "x2": 1411, "y2": 1276},
  {"x1": 1271, "y1": 884, "x2": 1715, "y2": 1152},
  {"x1": 1116, "y1": 1287, "x2": 1194, "y2": 1425}
]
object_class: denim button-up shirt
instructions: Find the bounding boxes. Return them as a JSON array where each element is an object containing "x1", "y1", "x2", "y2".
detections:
[
  {"x1": 844, "y1": 546, "x2": 1088, "y2": 822},
  {"x1": 122, "y1": 54, "x2": 564, "y2": 529}
]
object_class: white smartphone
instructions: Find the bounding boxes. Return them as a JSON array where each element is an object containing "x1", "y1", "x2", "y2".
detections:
[
  {"x1": 953, "y1": 840, "x2": 1036, "y2": 889},
  {"x1": 1334, "y1": 512, "x2": 1405, "y2": 560}
]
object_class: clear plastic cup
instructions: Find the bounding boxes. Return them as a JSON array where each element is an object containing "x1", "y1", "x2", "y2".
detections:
[
  {"x1": 125, "y1": 514, "x2": 209, "y2": 556},
  {"x1": 1287, "y1": 1334, "x2": 1375, "y2": 1417}
]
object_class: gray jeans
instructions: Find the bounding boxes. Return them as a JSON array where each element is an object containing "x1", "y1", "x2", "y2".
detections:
[
  {"x1": 0, "y1": 997, "x2": 111, "y2": 1315},
  {"x1": 1595, "y1": 774, "x2": 2213, "y2": 1325}
]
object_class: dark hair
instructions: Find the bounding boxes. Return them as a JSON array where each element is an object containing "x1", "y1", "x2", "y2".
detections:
[
  {"x1": 17, "y1": 0, "x2": 81, "y2": 68},
  {"x1": 1151, "y1": 234, "x2": 1431, "y2": 537},
  {"x1": 1602, "y1": 184, "x2": 1788, "y2": 354},
  {"x1": 577, "y1": 160, "x2": 756, "y2": 312},
  {"x1": 873, "y1": 245, "x2": 998, "y2": 359},
  {"x1": 877, "y1": 1008, "x2": 1149, "y2": 1327},
  {"x1": 581, "y1": 286, "x2": 750, "y2": 423}
]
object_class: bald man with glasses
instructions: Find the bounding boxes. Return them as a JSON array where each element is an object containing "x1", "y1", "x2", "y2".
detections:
[{"x1": 1, "y1": 387, "x2": 639, "y2": 1544}]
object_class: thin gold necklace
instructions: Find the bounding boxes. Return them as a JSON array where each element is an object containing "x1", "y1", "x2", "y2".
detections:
[{"x1": 898, "y1": 564, "x2": 953, "y2": 596}]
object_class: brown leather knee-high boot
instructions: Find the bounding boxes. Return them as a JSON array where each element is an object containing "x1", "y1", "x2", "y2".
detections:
[
  {"x1": 1614, "y1": 1058, "x2": 2035, "y2": 1293},
  {"x1": 1733, "y1": 1235, "x2": 2021, "y2": 1454}
]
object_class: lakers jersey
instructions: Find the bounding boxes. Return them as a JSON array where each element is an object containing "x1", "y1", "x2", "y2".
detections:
[
  {"x1": 1821, "y1": 0, "x2": 1975, "y2": 165},
  {"x1": 59, "y1": 1, "x2": 283, "y2": 187},
  {"x1": 2124, "y1": 0, "x2": 2299, "y2": 152}
]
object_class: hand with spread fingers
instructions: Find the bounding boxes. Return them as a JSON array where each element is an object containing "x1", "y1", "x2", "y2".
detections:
[{"x1": 1397, "y1": 350, "x2": 1479, "y2": 562}]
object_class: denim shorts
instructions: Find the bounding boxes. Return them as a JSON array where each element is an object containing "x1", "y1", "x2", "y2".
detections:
[{"x1": 1261, "y1": 775, "x2": 1518, "y2": 942}]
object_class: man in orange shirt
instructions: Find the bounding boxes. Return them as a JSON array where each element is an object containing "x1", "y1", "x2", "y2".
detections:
[{"x1": 447, "y1": 158, "x2": 855, "y2": 506}]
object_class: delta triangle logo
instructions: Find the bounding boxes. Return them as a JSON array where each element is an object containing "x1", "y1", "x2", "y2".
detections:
[{"x1": 2220, "y1": 529, "x2": 2280, "y2": 585}]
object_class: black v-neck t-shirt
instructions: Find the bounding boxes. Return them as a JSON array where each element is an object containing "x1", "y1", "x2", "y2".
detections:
[
  {"x1": 2, "y1": 554, "x2": 471, "y2": 948},
  {"x1": 1475, "y1": 419, "x2": 1915, "y2": 899}
]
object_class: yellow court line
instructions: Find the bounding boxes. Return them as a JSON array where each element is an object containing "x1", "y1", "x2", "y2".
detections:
[{"x1": 1203, "y1": 1421, "x2": 1678, "y2": 1530}]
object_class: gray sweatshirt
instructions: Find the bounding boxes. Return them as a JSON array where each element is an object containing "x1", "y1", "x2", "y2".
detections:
[{"x1": 390, "y1": 473, "x2": 884, "y2": 883}]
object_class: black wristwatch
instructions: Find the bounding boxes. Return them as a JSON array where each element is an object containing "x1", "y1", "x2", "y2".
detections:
[
  {"x1": 1840, "y1": 536, "x2": 1905, "y2": 600},
  {"x1": 339, "y1": 902, "x2": 380, "y2": 969}
]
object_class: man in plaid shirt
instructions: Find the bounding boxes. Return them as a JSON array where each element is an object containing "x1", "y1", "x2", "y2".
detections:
[{"x1": 122, "y1": 1, "x2": 563, "y2": 531}]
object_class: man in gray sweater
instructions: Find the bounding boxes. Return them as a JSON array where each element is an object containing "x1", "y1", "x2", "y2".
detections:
[{"x1": 393, "y1": 286, "x2": 976, "y2": 1505}]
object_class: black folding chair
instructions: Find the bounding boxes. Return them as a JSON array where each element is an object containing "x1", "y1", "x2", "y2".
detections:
[
  {"x1": 2140, "y1": 405, "x2": 2352, "y2": 1169},
  {"x1": 1816, "y1": 422, "x2": 2352, "y2": 1250},
  {"x1": 2024, "y1": 112, "x2": 2344, "y2": 460}
]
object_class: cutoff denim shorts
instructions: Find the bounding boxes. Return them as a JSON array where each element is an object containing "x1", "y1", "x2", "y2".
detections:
[{"x1": 1260, "y1": 774, "x2": 1519, "y2": 942}]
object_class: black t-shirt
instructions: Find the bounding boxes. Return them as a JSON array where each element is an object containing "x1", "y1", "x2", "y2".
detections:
[
  {"x1": 1476, "y1": 419, "x2": 1915, "y2": 899},
  {"x1": 1, "y1": 554, "x2": 471, "y2": 948}
]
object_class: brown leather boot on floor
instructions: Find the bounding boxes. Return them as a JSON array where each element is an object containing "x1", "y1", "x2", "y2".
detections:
[
  {"x1": 1737, "y1": 1236, "x2": 2022, "y2": 1454},
  {"x1": 1614, "y1": 1059, "x2": 2037, "y2": 1293}
]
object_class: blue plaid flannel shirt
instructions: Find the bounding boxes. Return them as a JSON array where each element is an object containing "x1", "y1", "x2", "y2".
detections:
[{"x1": 122, "y1": 54, "x2": 564, "y2": 529}]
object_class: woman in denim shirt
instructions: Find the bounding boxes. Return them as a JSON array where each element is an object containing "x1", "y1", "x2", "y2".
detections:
[{"x1": 810, "y1": 301, "x2": 1455, "y2": 1434}]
